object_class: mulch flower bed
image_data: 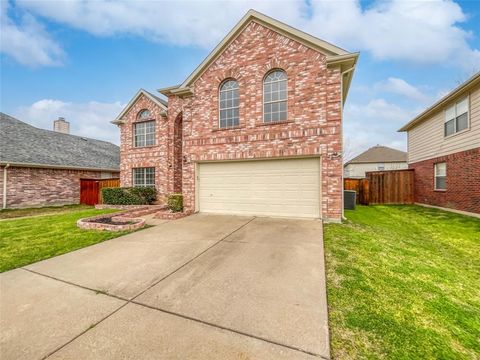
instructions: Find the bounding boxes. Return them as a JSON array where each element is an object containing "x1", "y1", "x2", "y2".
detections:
[
  {"x1": 77, "y1": 213, "x2": 146, "y2": 232},
  {"x1": 85, "y1": 217, "x2": 135, "y2": 225}
]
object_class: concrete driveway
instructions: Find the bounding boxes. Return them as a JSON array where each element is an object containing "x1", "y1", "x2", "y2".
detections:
[{"x1": 0, "y1": 214, "x2": 329, "y2": 360}]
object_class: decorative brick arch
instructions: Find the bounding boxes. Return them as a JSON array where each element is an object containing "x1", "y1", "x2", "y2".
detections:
[
  {"x1": 216, "y1": 68, "x2": 244, "y2": 83},
  {"x1": 263, "y1": 58, "x2": 291, "y2": 74}
]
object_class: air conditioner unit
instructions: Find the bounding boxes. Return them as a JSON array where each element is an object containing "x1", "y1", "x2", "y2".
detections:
[{"x1": 344, "y1": 190, "x2": 356, "y2": 210}]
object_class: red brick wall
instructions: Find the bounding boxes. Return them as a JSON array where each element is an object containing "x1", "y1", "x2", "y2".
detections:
[
  {"x1": 0, "y1": 166, "x2": 118, "y2": 209},
  {"x1": 117, "y1": 21, "x2": 344, "y2": 220},
  {"x1": 409, "y1": 148, "x2": 480, "y2": 214},
  {"x1": 117, "y1": 94, "x2": 169, "y2": 201},
  {"x1": 166, "y1": 21, "x2": 344, "y2": 221}
]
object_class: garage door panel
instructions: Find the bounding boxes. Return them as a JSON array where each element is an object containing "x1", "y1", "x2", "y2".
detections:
[{"x1": 198, "y1": 158, "x2": 320, "y2": 218}]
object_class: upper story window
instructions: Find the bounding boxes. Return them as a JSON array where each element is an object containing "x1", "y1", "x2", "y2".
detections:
[
  {"x1": 377, "y1": 163, "x2": 385, "y2": 171},
  {"x1": 445, "y1": 97, "x2": 468, "y2": 137},
  {"x1": 263, "y1": 69, "x2": 287, "y2": 123},
  {"x1": 219, "y1": 79, "x2": 239, "y2": 128},
  {"x1": 138, "y1": 109, "x2": 152, "y2": 120},
  {"x1": 134, "y1": 120, "x2": 155, "y2": 147},
  {"x1": 434, "y1": 162, "x2": 446, "y2": 190}
]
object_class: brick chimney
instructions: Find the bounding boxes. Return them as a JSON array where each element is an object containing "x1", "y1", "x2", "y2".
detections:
[{"x1": 53, "y1": 117, "x2": 70, "y2": 134}]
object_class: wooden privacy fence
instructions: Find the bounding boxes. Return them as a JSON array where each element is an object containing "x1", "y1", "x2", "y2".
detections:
[
  {"x1": 367, "y1": 169, "x2": 414, "y2": 204},
  {"x1": 80, "y1": 178, "x2": 120, "y2": 205},
  {"x1": 344, "y1": 169, "x2": 415, "y2": 205},
  {"x1": 344, "y1": 178, "x2": 370, "y2": 205}
]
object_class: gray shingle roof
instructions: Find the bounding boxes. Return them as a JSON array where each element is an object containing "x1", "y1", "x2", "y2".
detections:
[
  {"x1": 144, "y1": 90, "x2": 168, "y2": 107},
  {"x1": 0, "y1": 112, "x2": 120, "y2": 171},
  {"x1": 346, "y1": 145, "x2": 407, "y2": 164}
]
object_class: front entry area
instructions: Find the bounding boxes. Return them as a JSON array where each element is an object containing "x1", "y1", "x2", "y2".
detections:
[{"x1": 198, "y1": 157, "x2": 321, "y2": 218}]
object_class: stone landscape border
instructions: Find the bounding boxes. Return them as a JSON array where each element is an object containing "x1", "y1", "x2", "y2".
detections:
[
  {"x1": 154, "y1": 209, "x2": 192, "y2": 220},
  {"x1": 78, "y1": 204, "x2": 190, "y2": 231},
  {"x1": 77, "y1": 212, "x2": 145, "y2": 232}
]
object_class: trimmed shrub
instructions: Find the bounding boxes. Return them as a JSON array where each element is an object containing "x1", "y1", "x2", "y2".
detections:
[
  {"x1": 102, "y1": 187, "x2": 157, "y2": 205},
  {"x1": 167, "y1": 193, "x2": 183, "y2": 212},
  {"x1": 129, "y1": 187, "x2": 157, "y2": 204}
]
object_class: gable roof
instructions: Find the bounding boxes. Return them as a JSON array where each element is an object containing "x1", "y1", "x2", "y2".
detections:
[
  {"x1": 1, "y1": 112, "x2": 120, "y2": 171},
  {"x1": 112, "y1": 89, "x2": 168, "y2": 125},
  {"x1": 345, "y1": 145, "x2": 407, "y2": 165},
  {"x1": 158, "y1": 9, "x2": 359, "y2": 102},
  {"x1": 399, "y1": 72, "x2": 480, "y2": 132}
]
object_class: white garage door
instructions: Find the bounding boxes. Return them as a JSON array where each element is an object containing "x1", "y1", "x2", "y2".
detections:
[{"x1": 198, "y1": 158, "x2": 321, "y2": 218}]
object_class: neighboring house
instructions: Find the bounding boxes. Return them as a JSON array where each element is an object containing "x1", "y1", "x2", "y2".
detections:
[
  {"x1": 0, "y1": 113, "x2": 120, "y2": 209},
  {"x1": 112, "y1": 10, "x2": 358, "y2": 221},
  {"x1": 344, "y1": 145, "x2": 408, "y2": 178},
  {"x1": 399, "y1": 72, "x2": 480, "y2": 214}
]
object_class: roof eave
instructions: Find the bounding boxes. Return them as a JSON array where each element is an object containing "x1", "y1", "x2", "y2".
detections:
[
  {"x1": 171, "y1": 87, "x2": 194, "y2": 96},
  {"x1": 157, "y1": 86, "x2": 194, "y2": 97},
  {"x1": 346, "y1": 160, "x2": 407, "y2": 165},
  {"x1": 157, "y1": 84, "x2": 182, "y2": 96},
  {"x1": 327, "y1": 52, "x2": 359, "y2": 104},
  {"x1": 0, "y1": 161, "x2": 120, "y2": 172},
  {"x1": 399, "y1": 71, "x2": 480, "y2": 132},
  {"x1": 112, "y1": 89, "x2": 168, "y2": 124}
]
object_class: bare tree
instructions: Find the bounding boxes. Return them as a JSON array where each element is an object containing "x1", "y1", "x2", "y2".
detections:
[
  {"x1": 343, "y1": 138, "x2": 355, "y2": 164},
  {"x1": 454, "y1": 67, "x2": 480, "y2": 86}
]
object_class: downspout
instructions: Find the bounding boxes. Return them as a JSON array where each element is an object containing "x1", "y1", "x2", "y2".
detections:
[
  {"x1": 3, "y1": 164, "x2": 10, "y2": 209},
  {"x1": 340, "y1": 66, "x2": 355, "y2": 221}
]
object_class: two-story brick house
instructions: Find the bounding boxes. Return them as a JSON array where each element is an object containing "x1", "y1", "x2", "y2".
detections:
[
  {"x1": 112, "y1": 10, "x2": 358, "y2": 222},
  {"x1": 399, "y1": 72, "x2": 480, "y2": 214}
]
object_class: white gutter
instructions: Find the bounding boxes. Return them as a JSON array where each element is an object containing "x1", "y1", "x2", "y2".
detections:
[
  {"x1": 340, "y1": 66, "x2": 356, "y2": 220},
  {"x1": 3, "y1": 164, "x2": 10, "y2": 209},
  {"x1": 0, "y1": 162, "x2": 119, "y2": 172}
]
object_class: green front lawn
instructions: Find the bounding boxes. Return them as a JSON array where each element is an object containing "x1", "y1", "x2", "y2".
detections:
[
  {"x1": 324, "y1": 205, "x2": 480, "y2": 359},
  {"x1": 0, "y1": 206, "x2": 133, "y2": 272},
  {"x1": 0, "y1": 204, "x2": 93, "y2": 219}
]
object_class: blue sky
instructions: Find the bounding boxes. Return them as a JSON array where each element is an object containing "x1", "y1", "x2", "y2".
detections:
[{"x1": 1, "y1": 0, "x2": 479, "y2": 159}]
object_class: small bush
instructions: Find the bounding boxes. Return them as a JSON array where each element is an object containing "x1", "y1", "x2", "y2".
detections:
[
  {"x1": 102, "y1": 187, "x2": 157, "y2": 205},
  {"x1": 129, "y1": 187, "x2": 157, "y2": 204},
  {"x1": 167, "y1": 193, "x2": 183, "y2": 212}
]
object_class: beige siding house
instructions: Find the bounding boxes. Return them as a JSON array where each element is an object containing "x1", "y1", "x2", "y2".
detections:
[
  {"x1": 406, "y1": 85, "x2": 480, "y2": 163},
  {"x1": 399, "y1": 72, "x2": 480, "y2": 214},
  {"x1": 344, "y1": 145, "x2": 407, "y2": 178}
]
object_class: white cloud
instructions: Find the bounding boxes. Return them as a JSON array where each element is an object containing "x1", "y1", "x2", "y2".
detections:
[
  {"x1": 0, "y1": 1, "x2": 64, "y2": 67},
  {"x1": 343, "y1": 98, "x2": 420, "y2": 159},
  {"x1": 375, "y1": 77, "x2": 430, "y2": 103},
  {"x1": 13, "y1": 0, "x2": 480, "y2": 69},
  {"x1": 15, "y1": 99, "x2": 125, "y2": 144},
  {"x1": 14, "y1": 0, "x2": 297, "y2": 48},
  {"x1": 306, "y1": 0, "x2": 480, "y2": 68}
]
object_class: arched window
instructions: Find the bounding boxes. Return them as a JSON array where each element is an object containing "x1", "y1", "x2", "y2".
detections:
[
  {"x1": 263, "y1": 69, "x2": 287, "y2": 123},
  {"x1": 134, "y1": 109, "x2": 155, "y2": 147},
  {"x1": 219, "y1": 79, "x2": 239, "y2": 128},
  {"x1": 137, "y1": 109, "x2": 151, "y2": 120}
]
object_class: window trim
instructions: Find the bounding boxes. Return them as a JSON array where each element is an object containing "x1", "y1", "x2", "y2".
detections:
[
  {"x1": 218, "y1": 78, "x2": 240, "y2": 129},
  {"x1": 434, "y1": 162, "x2": 447, "y2": 191},
  {"x1": 444, "y1": 96, "x2": 470, "y2": 138},
  {"x1": 132, "y1": 167, "x2": 155, "y2": 188},
  {"x1": 137, "y1": 109, "x2": 152, "y2": 121},
  {"x1": 263, "y1": 69, "x2": 288, "y2": 123},
  {"x1": 133, "y1": 120, "x2": 156, "y2": 148}
]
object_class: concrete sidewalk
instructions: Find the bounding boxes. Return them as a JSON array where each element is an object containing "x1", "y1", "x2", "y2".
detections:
[{"x1": 0, "y1": 214, "x2": 329, "y2": 359}]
